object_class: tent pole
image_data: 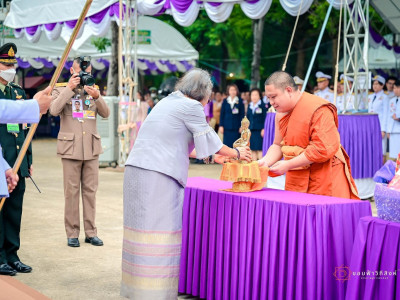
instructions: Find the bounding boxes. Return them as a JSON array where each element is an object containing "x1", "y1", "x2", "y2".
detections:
[{"x1": 301, "y1": 1, "x2": 334, "y2": 92}]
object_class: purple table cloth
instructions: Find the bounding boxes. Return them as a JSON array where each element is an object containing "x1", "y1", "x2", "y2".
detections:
[
  {"x1": 346, "y1": 216, "x2": 400, "y2": 299},
  {"x1": 262, "y1": 113, "x2": 382, "y2": 179},
  {"x1": 179, "y1": 177, "x2": 372, "y2": 300}
]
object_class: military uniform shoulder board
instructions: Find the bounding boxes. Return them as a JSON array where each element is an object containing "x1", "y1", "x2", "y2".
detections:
[
  {"x1": 368, "y1": 91, "x2": 373, "y2": 95},
  {"x1": 56, "y1": 82, "x2": 68, "y2": 87},
  {"x1": 384, "y1": 91, "x2": 389, "y2": 95}
]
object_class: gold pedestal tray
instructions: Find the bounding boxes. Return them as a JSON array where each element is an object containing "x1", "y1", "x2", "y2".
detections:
[{"x1": 220, "y1": 161, "x2": 269, "y2": 192}]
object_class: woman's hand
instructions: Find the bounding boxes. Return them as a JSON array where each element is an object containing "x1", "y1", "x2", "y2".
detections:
[
  {"x1": 382, "y1": 131, "x2": 386, "y2": 139},
  {"x1": 236, "y1": 146, "x2": 252, "y2": 162},
  {"x1": 218, "y1": 126, "x2": 224, "y2": 134},
  {"x1": 261, "y1": 129, "x2": 264, "y2": 138},
  {"x1": 214, "y1": 154, "x2": 228, "y2": 164}
]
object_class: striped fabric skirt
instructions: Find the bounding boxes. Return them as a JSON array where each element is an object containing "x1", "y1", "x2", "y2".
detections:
[{"x1": 121, "y1": 166, "x2": 184, "y2": 300}]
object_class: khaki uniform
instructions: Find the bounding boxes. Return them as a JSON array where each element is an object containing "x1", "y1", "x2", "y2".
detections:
[{"x1": 50, "y1": 83, "x2": 110, "y2": 238}]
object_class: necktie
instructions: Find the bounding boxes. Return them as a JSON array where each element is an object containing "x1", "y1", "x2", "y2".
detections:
[
  {"x1": 396, "y1": 98, "x2": 399, "y2": 104},
  {"x1": 372, "y1": 95, "x2": 376, "y2": 103}
]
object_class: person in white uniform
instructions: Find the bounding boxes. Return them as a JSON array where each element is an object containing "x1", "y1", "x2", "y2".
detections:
[
  {"x1": 386, "y1": 76, "x2": 397, "y2": 99},
  {"x1": 387, "y1": 80, "x2": 400, "y2": 159},
  {"x1": 293, "y1": 76, "x2": 304, "y2": 91},
  {"x1": 368, "y1": 75, "x2": 389, "y2": 158},
  {"x1": 336, "y1": 74, "x2": 356, "y2": 113},
  {"x1": 315, "y1": 71, "x2": 334, "y2": 103}
]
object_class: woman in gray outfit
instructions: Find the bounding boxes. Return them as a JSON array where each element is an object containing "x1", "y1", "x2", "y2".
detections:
[{"x1": 121, "y1": 68, "x2": 251, "y2": 299}]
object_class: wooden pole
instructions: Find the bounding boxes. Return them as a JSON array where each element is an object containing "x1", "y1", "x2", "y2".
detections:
[{"x1": 0, "y1": 0, "x2": 93, "y2": 212}]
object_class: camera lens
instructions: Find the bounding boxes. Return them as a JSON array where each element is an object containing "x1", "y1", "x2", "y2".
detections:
[{"x1": 79, "y1": 71, "x2": 95, "y2": 86}]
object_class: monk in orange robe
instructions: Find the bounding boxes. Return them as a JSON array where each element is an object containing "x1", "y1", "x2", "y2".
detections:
[{"x1": 259, "y1": 71, "x2": 359, "y2": 199}]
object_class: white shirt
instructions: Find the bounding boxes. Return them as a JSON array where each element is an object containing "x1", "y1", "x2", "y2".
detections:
[
  {"x1": 249, "y1": 100, "x2": 262, "y2": 114},
  {"x1": 315, "y1": 87, "x2": 334, "y2": 103},
  {"x1": 368, "y1": 90, "x2": 389, "y2": 132},
  {"x1": 227, "y1": 96, "x2": 239, "y2": 109},
  {"x1": 386, "y1": 96, "x2": 400, "y2": 133}
]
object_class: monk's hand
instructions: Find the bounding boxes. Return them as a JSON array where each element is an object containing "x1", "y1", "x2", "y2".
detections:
[
  {"x1": 258, "y1": 157, "x2": 269, "y2": 167},
  {"x1": 269, "y1": 160, "x2": 290, "y2": 176},
  {"x1": 237, "y1": 146, "x2": 252, "y2": 162}
]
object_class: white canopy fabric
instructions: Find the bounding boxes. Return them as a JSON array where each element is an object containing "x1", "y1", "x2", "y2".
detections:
[
  {"x1": 5, "y1": 0, "x2": 348, "y2": 40},
  {"x1": 371, "y1": 0, "x2": 400, "y2": 34},
  {"x1": 8, "y1": 16, "x2": 198, "y2": 74}
]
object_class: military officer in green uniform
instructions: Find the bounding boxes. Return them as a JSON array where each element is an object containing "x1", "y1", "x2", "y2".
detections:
[{"x1": 0, "y1": 43, "x2": 33, "y2": 276}]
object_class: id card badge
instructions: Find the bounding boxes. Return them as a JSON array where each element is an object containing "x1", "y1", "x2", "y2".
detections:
[
  {"x1": 232, "y1": 107, "x2": 239, "y2": 114},
  {"x1": 7, "y1": 123, "x2": 20, "y2": 133},
  {"x1": 72, "y1": 99, "x2": 84, "y2": 119},
  {"x1": 255, "y1": 107, "x2": 262, "y2": 114},
  {"x1": 83, "y1": 110, "x2": 96, "y2": 119}
]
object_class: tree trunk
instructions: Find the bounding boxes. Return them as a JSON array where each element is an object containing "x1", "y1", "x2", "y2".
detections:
[
  {"x1": 107, "y1": 21, "x2": 119, "y2": 96},
  {"x1": 250, "y1": 18, "x2": 265, "y2": 89},
  {"x1": 220, "y1": 44, "x2": 228, "y2": 92},
  {"x1": 295, "y1": 38, "x2": 306, "y2": 78}
]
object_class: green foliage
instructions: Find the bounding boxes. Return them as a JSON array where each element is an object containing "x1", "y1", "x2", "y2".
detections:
[
  {"x1": 156, "y1": 0, "x2": 389, "y2": 88},
  {"x1": 90, "y1": 37, "x2": 111, "y2": 53}
]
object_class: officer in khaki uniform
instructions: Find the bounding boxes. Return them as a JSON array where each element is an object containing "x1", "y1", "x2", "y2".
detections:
[
  {"x1": 50, "y1": 57, "x2": 110, "y2": 247},
  {"x1": 0, "y1": 43, "x2": 34, "y2": 276}
]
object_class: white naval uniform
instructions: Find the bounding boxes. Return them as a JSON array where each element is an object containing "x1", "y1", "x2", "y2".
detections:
[
  {"x1": 336, "y1": 93, "x2": 356, "y2": 113},
  {"x1": 386, "y1": 91, "x2": 395, "y2": 99},
  {"x1": 315, "y1": 87, "x2": 334, "y2": 103},
  {"x1": 368, "y1": 90, "x2": 389, "y2": 154},
  {"x1": 387, "y1": 96, "x2": 400, "y2": 158}
]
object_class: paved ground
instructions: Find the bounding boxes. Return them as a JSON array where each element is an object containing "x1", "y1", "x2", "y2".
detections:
[{"x1": 7, "y1": 139, "x2": 375, "y2": 299}]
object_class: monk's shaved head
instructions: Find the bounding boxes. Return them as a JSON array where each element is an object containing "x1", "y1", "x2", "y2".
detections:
[{"x1": 265, "y1": 71, "x2": 298, "y2": 91}]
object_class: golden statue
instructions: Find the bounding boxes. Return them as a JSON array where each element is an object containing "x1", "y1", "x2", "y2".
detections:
[
  {"x1": 220, "y1": 116, "x2": 269, "y2": 192},
  {"x1": 233, "y1": 116, "x2": 251, "y2": 149}
]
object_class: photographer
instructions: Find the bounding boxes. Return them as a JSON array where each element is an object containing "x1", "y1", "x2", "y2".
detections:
[{"x1": 50, "y1": 57, "x2": 110, "y2": 248}]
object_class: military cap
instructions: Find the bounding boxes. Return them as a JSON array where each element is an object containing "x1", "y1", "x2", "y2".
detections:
[
  {"x1": 372, "y1": 75, "x2": 386, "y2": 85},
  {"x1": 293, "y1": 76, "x2": 304, "y2": 85},
  {"x1": 0, "y1": 43, "x2": 17, "y2": 64},
  {"x1": 315, "y1": 71, "x2": 331, "y2": 82},
  {"x1": 339, "y1": 74, "x2": 354, "y2": 84}
]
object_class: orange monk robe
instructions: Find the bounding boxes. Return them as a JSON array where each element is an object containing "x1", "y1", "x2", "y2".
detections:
[{"x1": 279, "y1": 97, "x2": 359, "y2": 199}]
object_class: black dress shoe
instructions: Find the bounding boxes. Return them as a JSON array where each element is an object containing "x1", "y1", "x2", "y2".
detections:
[
  {"x1": 67, "y1": 238, "x2": 80, "y2": 247},
  {"x1": 85, "y1": 236, "x2": 103, "y2": 246},
  {"x1": 0, "y1": 263, "x2": 17, "y2": 276},
  {"x1": 8, "y1": 261, "x2": 32, "y2": 273}
]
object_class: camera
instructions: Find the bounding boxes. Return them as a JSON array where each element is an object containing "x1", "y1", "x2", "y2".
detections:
[{"x1": 76, "y1": 56, "x2": 95, "y2": 86}]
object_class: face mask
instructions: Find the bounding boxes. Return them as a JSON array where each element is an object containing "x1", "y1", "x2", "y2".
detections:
[{"x1": 0, "y1": 68, "x2": 16, "y2": 83}]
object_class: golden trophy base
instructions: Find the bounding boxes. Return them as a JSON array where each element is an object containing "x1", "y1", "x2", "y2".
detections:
[{"x1": 220, "y1": 161, "x2": 269, "y2": 193}]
